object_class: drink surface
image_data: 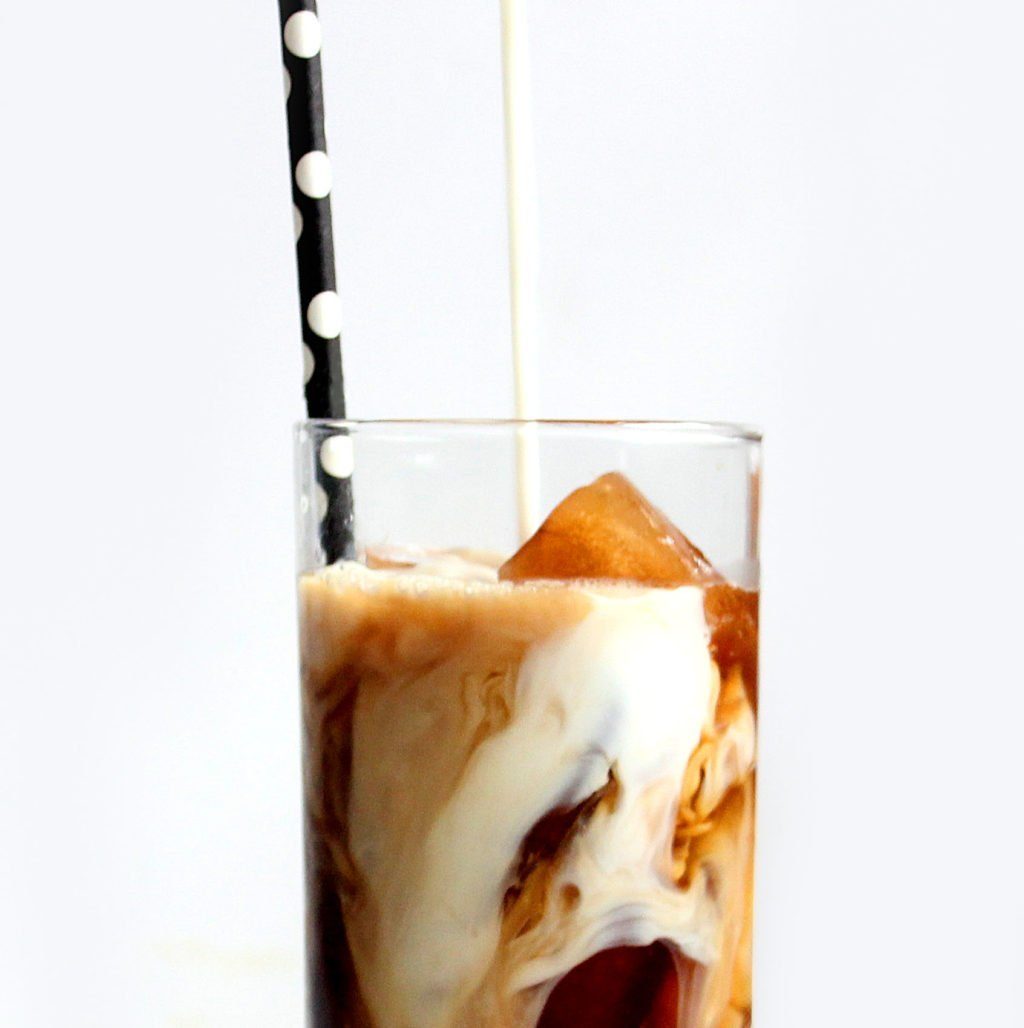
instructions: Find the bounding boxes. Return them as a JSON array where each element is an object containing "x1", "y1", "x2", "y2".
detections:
[{"x1": 299, "y1": 475, "x2": 758, "y2": 1028}]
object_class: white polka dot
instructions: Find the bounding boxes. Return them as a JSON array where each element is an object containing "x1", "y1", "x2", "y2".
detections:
[
  {"x1": 320, "y1": 435, "x2": 355, "y2": 479},
  {"x1": 293, "y1": 203, "x2": 303, "y2": 241},
  {"x1": 295, "y1": 151, "x2": 331, "y2": 199},
  {"x1": 314, "y1": 482, "x2": 329, "y2": 520},
  {"x1": 283, "y1": 11, "x2": 322, "y2": 59},
  {"x1": 283, "y1": 65, "x2": 291, "y2": 101},
  {"x1": 299, "y1": 493, "x2": 310, "y2": 516},
  {"x1": 307, "y1": 290, "x2": 342, "y2": 339},
  {"x1": 302, "y1": 343, "x2": 315, "y2": 384}
]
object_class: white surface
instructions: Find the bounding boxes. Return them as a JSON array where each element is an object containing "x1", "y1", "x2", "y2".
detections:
[{"x1": 1, "y1": 1, "x2": 1022, "y2": 1025}]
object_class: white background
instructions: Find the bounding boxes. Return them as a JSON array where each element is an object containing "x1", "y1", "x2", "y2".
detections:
[{"x1": 2, "y1": 1, "x2": 1023, "y2": 1025}]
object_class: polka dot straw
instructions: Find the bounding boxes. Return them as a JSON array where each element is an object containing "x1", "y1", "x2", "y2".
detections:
[{"x1": 278, "y1": 0, "x2": 354, "y2": 561}]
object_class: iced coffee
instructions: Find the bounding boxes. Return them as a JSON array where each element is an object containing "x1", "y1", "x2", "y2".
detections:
[{"x1": 300, "y1": 473, "x2": 758, "y2": 1027}]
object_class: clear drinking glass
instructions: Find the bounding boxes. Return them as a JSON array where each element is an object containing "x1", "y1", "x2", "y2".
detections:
[{"x1": 295, "y1": 420, "x2": 761, "y2": 1028}]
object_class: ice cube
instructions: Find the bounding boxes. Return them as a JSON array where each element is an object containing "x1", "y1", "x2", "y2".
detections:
[
  {"x1": 499, "y1": 473, "x2": 721, "y2": 587},
  {"x1": 705, "y1": 585, "x2": 759, "y2": 708},
  {"x1": 501, "y1": 472, "x2": 758, "y2": 704}
]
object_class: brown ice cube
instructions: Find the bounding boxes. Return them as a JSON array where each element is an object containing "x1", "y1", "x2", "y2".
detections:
[
  {"x1": 499, "y1": 472, "x2": 721, "y2": 587},
  {"x1": 364, "y1": 545, "x2": 420, "y2": 571},
  {"x1": 501, "y1": 472, "x2": 758, "y2": 705},
  {"x1": 705, "y1": 585, "x2": 759, "y2": 708}
]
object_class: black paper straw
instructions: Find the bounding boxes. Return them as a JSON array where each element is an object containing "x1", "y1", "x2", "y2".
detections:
[{"x1": 278, "y1": 0, "x2": 353, "y2": 562}]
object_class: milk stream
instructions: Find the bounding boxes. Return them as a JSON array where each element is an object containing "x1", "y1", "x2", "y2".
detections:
[{"x1": 500, "y1": 0, "x2": 541, "y2": 540}]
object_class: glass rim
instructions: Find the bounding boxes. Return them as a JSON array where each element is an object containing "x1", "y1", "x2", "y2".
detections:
[{"x1": 296, "y1": 418, "x2": 762, "y2": 442}]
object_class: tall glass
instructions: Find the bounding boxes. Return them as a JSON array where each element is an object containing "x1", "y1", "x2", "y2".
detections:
[{"x1": 295, "y1": 420, "x2": 761, "y2": 1028}]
